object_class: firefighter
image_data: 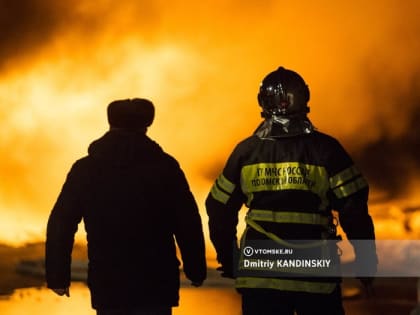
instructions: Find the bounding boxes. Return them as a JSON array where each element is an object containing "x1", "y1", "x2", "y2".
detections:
[{"x1": 206, "y1": 67, "x2": 377, "y2": 315}]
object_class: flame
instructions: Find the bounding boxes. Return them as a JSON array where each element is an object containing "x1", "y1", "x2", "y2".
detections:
[{"x1": 0, "y1": 1, "x2": 420, "y2": 245}]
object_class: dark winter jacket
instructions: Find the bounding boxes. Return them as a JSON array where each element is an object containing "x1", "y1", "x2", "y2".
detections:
[{"x1": 46, "y1": 130, "x2": 206, "y2": 309}]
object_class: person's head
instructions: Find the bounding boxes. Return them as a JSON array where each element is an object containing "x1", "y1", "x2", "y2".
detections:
[
  {"x1": 257, "y1": 67, "x2": 310, "y2": 118},
  {"x1": 107, "y1": 98, "x2": 155, "y2": 132}
]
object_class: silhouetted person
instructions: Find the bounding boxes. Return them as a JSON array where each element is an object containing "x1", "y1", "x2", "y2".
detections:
[
  {"x1": 206, "y1": 67, "x2": 377, "y2": 315},
  {"x1": 46, "y1": 98, "x2": 206, "y2": 315}
]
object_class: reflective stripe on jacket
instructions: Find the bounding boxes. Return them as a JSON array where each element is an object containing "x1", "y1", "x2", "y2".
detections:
[{"x1": 206, "y1": 130, "x2": 374, "y2": 293}]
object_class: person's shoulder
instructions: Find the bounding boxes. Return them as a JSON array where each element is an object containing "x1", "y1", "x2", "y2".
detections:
[
  {"x1": 222, "y1": 135, "x2": 258, "y2": 158},
  {"x1": 310, "y1": 130, "x2": 343, "y2": 147},
  {"x1": 235, "y1": 135, "x2": 261, "y2": 150},
  {"x1": 148, "y1": 141, "x2": 182, "y2": 169},
  {"x1": 310, "y1": 131, "x2": 353, "y2": 167},
  {"x1": 161, "y1": 151, "x2": 181, "y2": 167},
  {"x1": 69, "y1": 156, "x2": 92, "y2": 172}
]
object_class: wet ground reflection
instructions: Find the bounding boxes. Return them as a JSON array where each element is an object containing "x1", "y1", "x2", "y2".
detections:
[
  {"x1": 0, "y1": 279, "x2": 418, "y2": 315},
  {"x1": 0, "y1": 283, "x2": 95, "y2": 315},
  {"x1": 0, "y1": 283, "x2": 241, "y2": 315}
]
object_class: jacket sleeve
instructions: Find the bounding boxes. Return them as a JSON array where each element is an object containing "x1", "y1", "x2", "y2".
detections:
[
  {"x1": 327, "y1": 140, "x2": 377, "y2": 274},
  {"x1": 205, "y1": 146, "x2": 245, "y2": 270},
  {"x1": 45, "y1": 162, "x2": 84, "y2": 289},
  {"x1": 170, "y1": 162, "x2": 207, "y2": 283}
]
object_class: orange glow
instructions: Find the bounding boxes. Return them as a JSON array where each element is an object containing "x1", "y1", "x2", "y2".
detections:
[
  {"x1": 0, "y1": 284, "x2": 240, "y2": 315},
  {"x1": 0, "y1": 0, "x2": 419, "y2": 247}
]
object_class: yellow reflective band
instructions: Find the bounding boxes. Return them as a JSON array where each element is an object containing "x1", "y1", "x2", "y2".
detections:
[
  {"x1": 210, "y1": 184, "x2": 230, "y2": 204},
  {"x1": 245, "y1": 216, "x2": 327, "y2": 249},
  {"x1": 329, "y1": 165, "x2": 361, "y2": 189},
  {"x1": 247, "y1": 209, "x2": 329, "y2": 226},
  {"x1": 240, "y1": 162, "x2": 330, "y2": 209},
  {"x1": 235, "y1": 277, "x2": 337, "y2": 294},
  {"x1": 216, "y1": 174, "x2": 236, "y2": 193},
  {"x1": 333, "y1": 176, "x2": 368, "y2": 199}
]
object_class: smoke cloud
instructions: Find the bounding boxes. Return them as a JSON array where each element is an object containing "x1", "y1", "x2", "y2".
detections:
[
  {"x1": 0, "y1": 0, "x2": 74, "y2": 71},
  {"x1": 0, "y1": 0, "x2": 419, "y2": 243},
  {"x1": 354, "y1": 69, "x2": 420, "y2": 198}
]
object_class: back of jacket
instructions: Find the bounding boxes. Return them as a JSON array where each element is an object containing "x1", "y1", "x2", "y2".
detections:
[
  {"x1": 46, "y1": 130, "x2": 206, "y2": 309},
  {"x1": 206, "y1": 130, "x2": 375, "y2": 293}
]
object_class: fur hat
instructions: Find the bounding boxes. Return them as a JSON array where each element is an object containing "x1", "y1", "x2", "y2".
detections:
[{"x1": 107, "y1": 98, "x2": 155, "y2": 129}]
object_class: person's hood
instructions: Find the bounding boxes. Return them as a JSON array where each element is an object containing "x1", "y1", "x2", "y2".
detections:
[
  {"x1": 253, "y1": 115, "x2": 316, "y2": 139},
  {"x1": 88, "y1": 130, "x2": 165, "y2": 167}
]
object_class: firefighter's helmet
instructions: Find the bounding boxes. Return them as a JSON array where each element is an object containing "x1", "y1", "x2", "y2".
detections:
[{"x1": 257, "y1": 67, "x2": 310, "y2": 117}]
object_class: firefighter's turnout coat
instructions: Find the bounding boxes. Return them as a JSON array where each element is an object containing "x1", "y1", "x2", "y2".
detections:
[{"x1": 206, "y1": 127, "x2": 376, "y2": 294}]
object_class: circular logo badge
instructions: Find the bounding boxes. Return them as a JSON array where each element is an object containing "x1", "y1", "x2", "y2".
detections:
[{"x1": 243, "y1": 246, "x2": 254, "y2": 257}]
